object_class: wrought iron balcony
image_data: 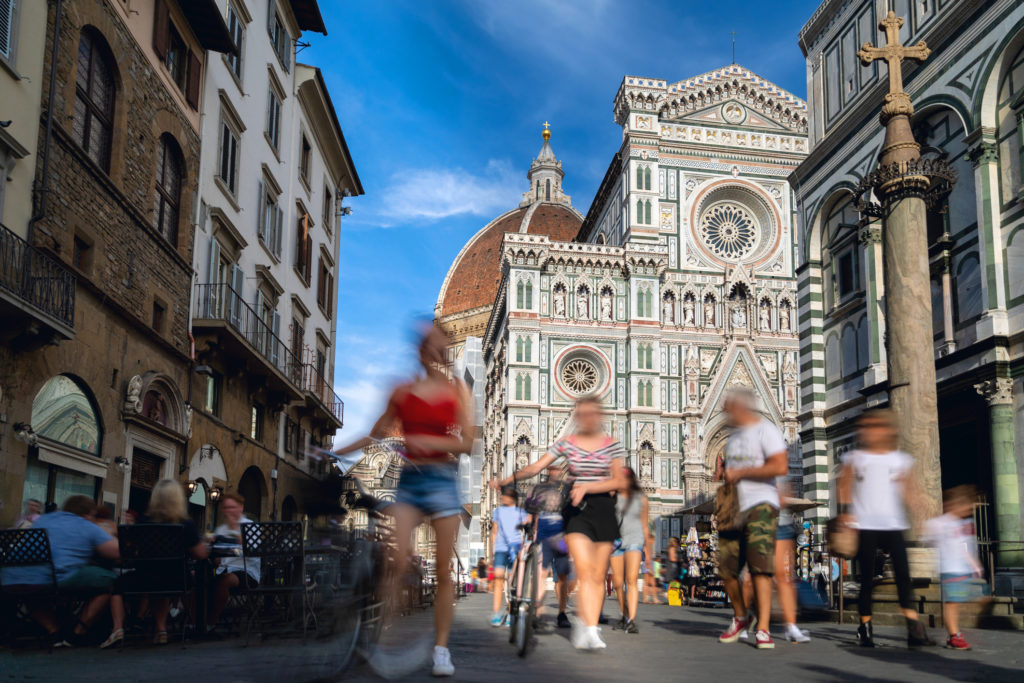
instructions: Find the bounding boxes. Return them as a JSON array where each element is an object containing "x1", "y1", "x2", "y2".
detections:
[
  {"x1": 0, "y1": 222, "x2": 75, "y2": 344},
  {"x1": 302, "y1": 361, "x2": 344, "y2": 428},
  {"x1": 193, "y1": 283, "x2": 303, "y2": 399}
]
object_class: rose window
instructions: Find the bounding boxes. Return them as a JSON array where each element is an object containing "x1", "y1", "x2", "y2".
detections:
[
  {"x1": 560, "y1": 359, "x2": 598, "y2": 395},
  {"x1": 698, "y1": 202, "x2": 758, "y2": 261}
]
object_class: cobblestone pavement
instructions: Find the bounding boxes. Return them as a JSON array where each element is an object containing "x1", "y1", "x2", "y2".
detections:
[{"x1": 3, "y1": 593, "x2": 1023, "y2": 682}]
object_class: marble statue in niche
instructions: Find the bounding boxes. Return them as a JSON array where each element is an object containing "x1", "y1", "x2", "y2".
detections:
[
  {"x1": 683, "y1": 295, "x2": 695, "y2": 326},
  {"x1": 703, "y1": 297, "x2": 715, "y2": 327},
  {"x1": 600, "y1": 289, "x2": 613, "y2": 321},
  {"x1": 759, "y1": 303, "x2": 771, "y2": 331},
  {"x1": 576, "y1": 288, "x2": 589, "y2": 319},
  {"x1": 553, "y1": 285, "x2": 566, "y2": 317},
  {"x1": 662, "y1": 297, "x2": 674, "y2": 324}
]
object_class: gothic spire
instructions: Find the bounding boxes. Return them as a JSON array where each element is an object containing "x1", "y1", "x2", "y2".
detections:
[{"x1": 522, "y1": 123, "x2": 571, "y2": 207}]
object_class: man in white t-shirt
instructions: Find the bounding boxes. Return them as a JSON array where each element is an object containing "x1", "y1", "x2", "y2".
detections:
[{"x1": 715, "y1": 387, "x2": 788, "y2": 650}]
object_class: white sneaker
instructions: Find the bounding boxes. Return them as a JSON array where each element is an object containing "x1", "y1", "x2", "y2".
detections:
[
  {"x1": 431, "y1": 646, "x2": 454, "y2": 677},
  {"x1": 587, "y1": 626, "x2": 607, "y2": 649},
  {"x1": 571, "y1": 620, "x2": 589, "y2": 649},
  {"x1": 785, "y1": 623, "x2": 811, "y2": 643}
]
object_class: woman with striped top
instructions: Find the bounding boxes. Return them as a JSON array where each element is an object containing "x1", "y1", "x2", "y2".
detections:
[{"x1": 493, "y1": 395, "x2": 628, "y2": 650}]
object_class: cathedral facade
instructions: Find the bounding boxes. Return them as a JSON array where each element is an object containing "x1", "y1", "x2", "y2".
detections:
[{"x1": 475, "y1": 67, "x2": 809, "y2": 551}]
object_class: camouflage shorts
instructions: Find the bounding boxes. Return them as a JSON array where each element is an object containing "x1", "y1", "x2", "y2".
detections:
[{"x1": 717, "y1": 503, "x2": 778, "y2": 578}]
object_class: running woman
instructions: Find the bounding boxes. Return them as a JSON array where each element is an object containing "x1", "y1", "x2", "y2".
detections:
[
  {"x1": 492, "y1": 395, "x2": 628, "y2": 650},
  {"x1": 610, "y1": 467, "x2": 649, "y2": 633},
  {"x1": 333, "y1": 324, "x2": 474, "y2": 677},
  {"x1": 837, "y1": 409, "x2": 934, "y2": 649}
]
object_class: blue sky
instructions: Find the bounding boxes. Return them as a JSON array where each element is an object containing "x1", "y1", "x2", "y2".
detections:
[{"x1": 302, "y1": 0, "x2": 821, "y2": 440}]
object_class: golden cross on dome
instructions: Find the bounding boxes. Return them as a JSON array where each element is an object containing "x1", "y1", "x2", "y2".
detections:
[
  {"x1": 857, "y1": 10, "x2": 930, "y2": 97},
  {"x1": 542, "y1": 121, "x2": 551, "y2": 141}
]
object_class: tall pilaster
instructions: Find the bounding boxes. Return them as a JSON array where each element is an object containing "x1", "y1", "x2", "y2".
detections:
[
  {"x1": 966, "y1": 135, "x2": 1008, "y2": 337},
  {"x1": 975, "y1": 378, "x2": 1022, "y2": 568}
]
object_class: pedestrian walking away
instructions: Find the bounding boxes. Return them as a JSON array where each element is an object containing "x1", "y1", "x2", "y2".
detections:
[
  {"x1": 609, "y1": 468, "x2": 649, "y2": 634},
  {"x1": 492, "y1": 394, "x2": 628, "y2": 651},
  {"x1": 837, "y1": 409, "x2": 935, "y2": 649},
  {"x1": 333, "y1": 323, "x2": 476, "y2": 677}
]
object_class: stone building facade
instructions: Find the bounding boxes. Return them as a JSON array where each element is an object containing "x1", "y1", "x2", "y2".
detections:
[
  {"x1": 475, "y1": 69, "x2": 808, "y2": 554},
  {"x1": 187, "y1": 0, "x2": 362, "y2": 527},
  {"x1": 792, "y1": 0, "x2": 1024, "y2": 572},
  {"x1": 0, "y1": 0, "x2": 233, "y2": 525}
]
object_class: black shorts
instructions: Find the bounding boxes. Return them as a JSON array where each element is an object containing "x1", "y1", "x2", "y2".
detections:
[{"x1": 563, "y1": 493, "x2": 619, "y2": 543}]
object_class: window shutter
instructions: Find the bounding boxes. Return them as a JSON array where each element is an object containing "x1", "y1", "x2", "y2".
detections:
[
  {"x1": 206, "y1": 237, "x2": 221, "y2": 316},
  {"x1": 153, "y1": 0, "x2": 169, "y2": 59},
  {"x1": 230, "y1": 264, "x2": 244, "y2": 326},
  {"x1": 186, "y1": 50, "x2": 201, "y2": 109},
  {"x1": 0, "y1": 0, "x2": 13, "y2": 60},
  {"x1": 274, "y1": 206, "x2": 283, "y2": 256},
  {"x1": 316, "y1": 257, "x2": 325, "y2": 307},
  {"x1": 304, "y1": 234, "x2": 312, "y2": 283},
  {"x1": 270, "y1": 310, "x2": 281, "y2": 366},
  {"x1": 267, "y1": 0, "x2": 276, "y2": 33},
  {"x1": 327, "y1": 273, "x2": 334, "y2": 315},
  {"x1": 256, "y1": 181, "x2": 266, "y2": 241},
  {"x1": 255, "y1": 289, "x2": 266, "y2": 353}
]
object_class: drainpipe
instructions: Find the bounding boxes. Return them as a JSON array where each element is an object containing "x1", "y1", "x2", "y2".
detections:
[{"x1": 28, "y1": 0, "x2": 64, "y2": 246}]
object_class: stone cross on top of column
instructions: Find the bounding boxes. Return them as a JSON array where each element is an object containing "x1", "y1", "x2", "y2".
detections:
[{"x1": 858, "y1": 11, "x2": 930, "y2": 124}]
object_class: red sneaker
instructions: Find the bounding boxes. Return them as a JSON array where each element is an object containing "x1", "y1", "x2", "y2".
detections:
[
  {"x1": 946, "y1": 633, "x2": 971, "y2": 650},
  {"x1": 755, "y1": 630, "x2": 775, "y2": 649},
  {"x1": 719, "y1": 617, "x2": 748, "y2": 643}
]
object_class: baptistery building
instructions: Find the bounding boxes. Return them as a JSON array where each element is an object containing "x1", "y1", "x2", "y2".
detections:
[{"x1": 440, "y1": 66, "x2": 809, "y2": 553}]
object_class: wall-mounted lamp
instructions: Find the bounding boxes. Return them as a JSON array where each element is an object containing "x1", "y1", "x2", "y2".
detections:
[
  {"x1": 186, "y1": 480, "x2": 198, "y2": 495},
  {"x1": 209, "y1": 487, "x2": 223, "y2": 503},
  {"x1": 194, "y1": 365, "x2": 214, "y2": 377},
  {"x1": 113, "y1": 455, "x2": 130, "y2": 473}
]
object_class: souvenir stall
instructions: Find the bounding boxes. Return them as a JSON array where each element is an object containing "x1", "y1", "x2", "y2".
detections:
[{"x1": 673, "y1": 500, "x2": 728, "y2": 607}]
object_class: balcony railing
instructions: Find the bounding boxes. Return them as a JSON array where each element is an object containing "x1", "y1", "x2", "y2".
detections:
[
  {"x1": 302, "y1": 361, "x2": 344, "y2": 425},
  {"x1": 0, "y1": 222, "x2": 75, "y2": 328},
  {"x1": 194, "y1": 283, "x2": 301, "y2": 384}
]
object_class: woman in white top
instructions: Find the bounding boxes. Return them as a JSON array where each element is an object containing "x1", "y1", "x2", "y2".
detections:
[{"x1": 838, "y1": 409, "x2": 933, "y2": 648}]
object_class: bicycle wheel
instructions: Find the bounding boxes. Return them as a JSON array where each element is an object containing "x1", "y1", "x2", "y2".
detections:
[
  {"x1": 515, "y1": 548, "x2": 538, "y2": 657},
  {"x1": 506, "y1": 557, "x2": 519, "y2": 645}
]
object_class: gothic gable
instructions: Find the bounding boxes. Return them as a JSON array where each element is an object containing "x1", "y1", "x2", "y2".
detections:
[{"x1": 673, "y1": 99, "x2": 790, "y2": 132}]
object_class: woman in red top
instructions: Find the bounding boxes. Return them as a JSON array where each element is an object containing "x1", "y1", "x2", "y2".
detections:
[{"x1": 334, "y1": 324, "x2": 473, "y2": 677}]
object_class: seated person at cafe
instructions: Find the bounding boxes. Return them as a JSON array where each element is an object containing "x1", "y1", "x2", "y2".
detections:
[
  {"x1": 205, "y1": 492, "x2": 260, "y2": 633},
  {"x1": 101, "y1": 480, "x2": 209, "y2": 648},
  {"x1": 1, "y1": 495, "x2": 119, "y2": 646}
]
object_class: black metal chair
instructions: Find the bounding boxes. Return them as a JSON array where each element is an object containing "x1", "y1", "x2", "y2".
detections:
[
  {"x1": 240, "y1": 521, "x2": 308, "y2": 641},
  {"x1": 116, "y1": 524, "x2": 189, "y2": 645},
  {"x1": 0, "y1": 529, "x2": 58, "y2": 640}
]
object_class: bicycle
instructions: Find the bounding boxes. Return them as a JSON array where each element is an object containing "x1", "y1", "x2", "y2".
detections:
[{"x1": 504, "y1": 519, "x2": 540, "y2": 657}]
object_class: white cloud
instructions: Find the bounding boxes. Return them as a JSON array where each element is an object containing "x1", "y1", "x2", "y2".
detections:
[{"x1": 365, "y1": 159, "x2": 522, "y2": 225}]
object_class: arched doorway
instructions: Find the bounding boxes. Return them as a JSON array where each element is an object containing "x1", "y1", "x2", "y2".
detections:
[
  {"x1": 237, "y1": 466, "x2": 266, "y2": 521},
  {"x1": 281, "y1": 495, "x2": 298, "y2": 522}
]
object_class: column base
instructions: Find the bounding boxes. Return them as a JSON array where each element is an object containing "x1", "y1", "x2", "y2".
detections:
[{"x1": 976, "y1": 310, "x2": 1009, "y2": 339}]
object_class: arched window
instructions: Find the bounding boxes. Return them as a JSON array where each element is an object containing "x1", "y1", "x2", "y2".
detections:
[
  {"x1": 524, "y1": 280, "x2": 533, "y2": 308},
  {"x1": 645, "y1": 344, "x2": 654, "y2": 369},
  {"x1": 524, "y1": 374, "x2": 532, "y2": 401},
  {"x1": 1008, "y1": 228, "x2": 1024, "y2": 302},
  {"x1": 535, "y1": 181, "x2": 540, "y2": 199},
  {"x1": 154, "y1": 134, "x2": 184, "y2": 246},
  {"x1": 646, "y1": 380, "x2": 654, "y2": 407},
  {"x1": 644, "y1": 166, "x2": 652, "y2": 190},
  {"x1": 857, "y1": 316, "x2": 870, "y2": 369},
  {"x1": 545, "y1": 178, "x2": 551, "y2": 201},
  {"x1": 73, "y1": 28, "x2": 116, "y2": 171},
  {"x1": 636, "y1": 289, "x2": 644, "y2": 317},
  {"x1": 31, "y1": 375, "x2": 102, "y2": 455},
  {"x1": 636, "y1": 165, "x2": 643, "y2": 189},
  {"x1": 516, "y1": 280, "x2": 524, "y2": 308},
  {"x1": 955, "y1": 253, "x2": 983, "y2": 322},
  {"x1": 840, "y1": 324, "x2": 857, "y2": 377},
  {"x1": 524, "y1": 336, "x2": 532, "y2": 362},
  {"x1": 825, "y1": 332, "x2": 840, "y2": 383},
  {"x1": 644, "y1": 199, "x2": 652, "y2": 225},
  {"x1": 515, "y1": 373, "x2": 523, "y2": 400},
  {"x1": 644, "y1": 289, "x2": 653, "y2": 317},
  {"x1": 636, "y1": 198, "x2": 644, "y2": 224},
  {"x1": 515, "y1": 337, "x2": 524, "y2": 362}
]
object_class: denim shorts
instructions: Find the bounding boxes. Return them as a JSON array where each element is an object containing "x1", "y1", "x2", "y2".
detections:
[
  {"x1": 777, "y1": 521, "x2": 797, "y2": 542},
  {"x1": 493, "y1": 547, "x2": 520, "y2": 573},
  {"x1": 611, "y1": 542, "x2": 644, "y2": 557},
  {"x1": 395, "y1": 462, "x2": 462, "y2": 519}
]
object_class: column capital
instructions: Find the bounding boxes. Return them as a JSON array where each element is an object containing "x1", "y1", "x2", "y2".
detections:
[
  {"x1": 858, "y1": 225, "x2": 882, "y2": 245},
  {"x1": 967, "y1": 141, "x2": 999, "y2": 168},
  {"x1": 974, "y1": 377, "x2": 1013, "y2": 406}
]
